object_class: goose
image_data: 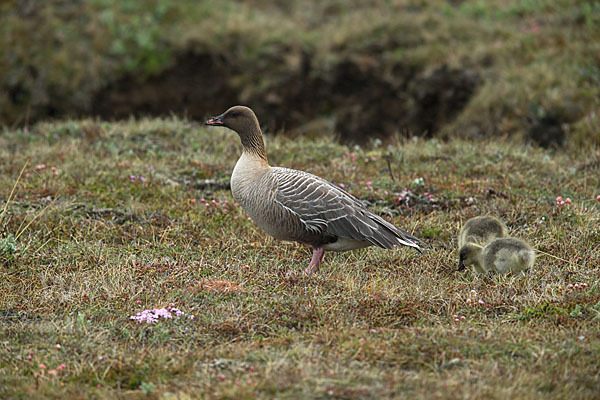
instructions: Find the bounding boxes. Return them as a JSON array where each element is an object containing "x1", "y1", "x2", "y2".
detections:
[
  {"x1": 205, "y1": 105, "x2": 424, "y2": 274},
  {"x1": 458, "y1": 215, "x2": 508, "y2": 248},
  {"x1": 458, "y1": 237, "x2": 535, "y2": 275}
]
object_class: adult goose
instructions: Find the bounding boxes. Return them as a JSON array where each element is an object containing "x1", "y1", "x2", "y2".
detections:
[{"x1": 205, "y1": 106, "x2": 424, "y2": 274}]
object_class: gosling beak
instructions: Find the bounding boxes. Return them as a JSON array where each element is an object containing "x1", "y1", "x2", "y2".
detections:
[
  {"x1": 457, "y1": 254, "x2": 466, "y2": 271},
  {"x1": 205, "y1": 115, "x2": 224, "y2": 126}
]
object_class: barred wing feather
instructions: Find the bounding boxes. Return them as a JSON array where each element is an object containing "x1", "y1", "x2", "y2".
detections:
[{"x1": 270, "y1": 168, "x2": 422, "y2": 251}]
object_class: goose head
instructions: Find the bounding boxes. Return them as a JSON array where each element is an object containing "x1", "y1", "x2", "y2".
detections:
[{"x1": 205, "y1": 106, "x2": 266, "y2": 159}]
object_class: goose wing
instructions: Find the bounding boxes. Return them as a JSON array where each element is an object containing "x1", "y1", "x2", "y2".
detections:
[{"x1": 269, "y1": 167, "x2": 423, "y2": 251}]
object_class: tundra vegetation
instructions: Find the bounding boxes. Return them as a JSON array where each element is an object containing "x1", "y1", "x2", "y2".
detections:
[
  {"x1": 1, "y1": 119, "x2": 599, "y2": 398},
  {"x1": 1, "y1": 0, "x2": 600, "y2": 398}
]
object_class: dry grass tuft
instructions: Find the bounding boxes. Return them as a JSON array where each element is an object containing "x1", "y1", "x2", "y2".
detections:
[{"x1": 197, "y1": 279, "x2": 246, "y2": 294}]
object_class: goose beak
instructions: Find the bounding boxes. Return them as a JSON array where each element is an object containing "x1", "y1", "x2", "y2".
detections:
[
  {"x1": 205, "y1": 115, "x2": 224, "y2": 126},
  {"x1": 457, "y1": 262, "x2": 466, "y2": 271}
]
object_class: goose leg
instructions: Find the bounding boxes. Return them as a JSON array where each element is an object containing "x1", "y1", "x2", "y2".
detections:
[{"x1": 304, "y1": 248, "x2": 325, "y2": 274}]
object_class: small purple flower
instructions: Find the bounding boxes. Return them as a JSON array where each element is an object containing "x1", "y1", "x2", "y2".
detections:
[{"x1": 129, "y1": 174, "x2": 147, "y2": 183}]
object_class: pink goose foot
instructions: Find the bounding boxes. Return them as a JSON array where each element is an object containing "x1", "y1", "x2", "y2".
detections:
[{"x1": 304, "y1": 248, "x2": 325, "y2": 274}]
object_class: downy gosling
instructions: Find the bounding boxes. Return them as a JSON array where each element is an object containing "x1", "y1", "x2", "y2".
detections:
[
  {"x1": 458, "y1": 237, "x2": 536, "y2": 275},
  {"x1": 458, "y1": 215, "x2": 508, "y2": 248}
]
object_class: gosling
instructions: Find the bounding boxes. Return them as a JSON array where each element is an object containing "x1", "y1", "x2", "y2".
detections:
[
  {"x1": 458, "y1": 237, "x2": 535, "y2": 275},
  {"x1": 458, "y1": 216, "x2": 508, "y2": 248}
]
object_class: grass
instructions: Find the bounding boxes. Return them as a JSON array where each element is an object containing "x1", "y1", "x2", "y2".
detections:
[{"x1": 1, "y1": 118, "x2": 599, "y2": 398}]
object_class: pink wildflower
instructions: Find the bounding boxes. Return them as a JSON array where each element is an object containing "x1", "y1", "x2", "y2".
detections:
[
  {"x1": 36, "y1": 164, "x2": 46, "y2": 171},
  {"x1": 55, "y1": 344, "x2": 61, "y2": 349},
  {"x1": 339, "y1": 183, "x2": 345, "y2": 188},
  {"x1": 130, "y1": 305, "x2": 194, "y2": 323},
  {"x1": 57, "y1": 364, "x2": 66, "y2": 371},
  {"x1": 48, "y1": 369, "x2": 58, "y2": 376},
  {"x1": 38, "y1": 363, "x2": 46, "y2": 369}
]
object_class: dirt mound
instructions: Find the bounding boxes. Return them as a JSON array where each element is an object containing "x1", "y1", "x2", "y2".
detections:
[
  {"x1": 92, "y1": 52, "x2": 239, "y2": 122},
  {"x1": 91, "y1": 48, "x2": 481, "y2": 143}
]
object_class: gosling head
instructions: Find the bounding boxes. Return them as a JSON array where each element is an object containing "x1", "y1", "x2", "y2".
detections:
[{"x1": 457, "y1": 242, "x2": 483, "y2": 271}]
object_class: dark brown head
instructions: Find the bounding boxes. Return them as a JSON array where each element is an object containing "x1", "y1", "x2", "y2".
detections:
[
  {"x1": 457, "y1": 243, "x2": 482, "y2": 271},
  {"x1": 205, "y1": 106, "x2": 266, "y2": 160}
]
